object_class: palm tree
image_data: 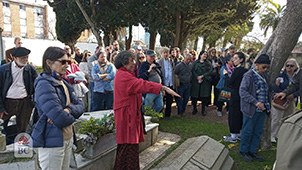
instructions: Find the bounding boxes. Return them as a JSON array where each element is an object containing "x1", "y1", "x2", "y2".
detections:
[{"x1": 259, "y1": 0, "x2": 285, "y2": 37}]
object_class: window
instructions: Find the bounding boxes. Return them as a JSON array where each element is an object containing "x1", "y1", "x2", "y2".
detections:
[
  {"x1": 3, "y1": 2, "x2": 9, "y2": 7},
  {"x1": 20, "y1": 5, "x2": 27, "y2": 37},
  {"x1": 34, "y1": 7, "x2": 44, "y2": 39},
  {"x1": 19, "y1": 5, "x2": 25, "y2": 11},
  {"x1": 2, "y1": 1, "x2": 11, "y2": 36}
]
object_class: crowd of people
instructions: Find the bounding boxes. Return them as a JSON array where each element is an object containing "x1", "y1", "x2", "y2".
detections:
[{"x1": 1, "y1": 37, "x2": 302, "y2": 169}]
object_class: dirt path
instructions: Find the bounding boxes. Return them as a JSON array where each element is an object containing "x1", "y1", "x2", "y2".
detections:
[{"x1": 168, "y1": 101, "x2": 229, "y2": 125}]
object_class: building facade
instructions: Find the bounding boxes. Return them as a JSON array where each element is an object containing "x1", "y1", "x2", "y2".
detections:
[{"x1": 0, "y1": 0, "x2": 48, "y2": 39}]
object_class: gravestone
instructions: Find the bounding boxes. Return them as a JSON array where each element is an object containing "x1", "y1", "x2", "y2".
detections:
[
  {"x1": 71, "y1": 111, "x2": 160, "y2": 170},
  {"x1": 0, "y1": 134, "x2": 5, "y2": 151},
  {"x1": 152, "y1": 136, "x2": 234, "y2": 170}
]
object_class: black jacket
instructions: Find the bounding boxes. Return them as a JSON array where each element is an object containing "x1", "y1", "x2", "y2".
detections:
[{"x1": 0, "y1": 62, "x2": 37, "y2": 112}]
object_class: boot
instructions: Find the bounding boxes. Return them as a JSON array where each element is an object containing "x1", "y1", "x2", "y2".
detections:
[
  {"x1": 201, "y1": 109, "x2": 206, "y2": 116},
  {"x1": 192, "y1": 107, "x2": 197, "y2": 115},
  {"x1": 201, "y1": 105, "x2": 206, "y2": 116}
]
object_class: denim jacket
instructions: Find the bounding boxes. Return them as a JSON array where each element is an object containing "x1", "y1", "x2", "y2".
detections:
[{"x1": 91, "y1": 62, "x2": 116, "y2": 93}]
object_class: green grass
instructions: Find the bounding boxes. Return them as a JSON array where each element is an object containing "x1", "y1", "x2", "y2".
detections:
[{"x1": 156, "y1": 116, "x2": 276, "y2": 170}]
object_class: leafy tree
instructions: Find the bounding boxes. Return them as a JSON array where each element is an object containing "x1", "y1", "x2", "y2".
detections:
[
  {"x1": 76, "y1": 0, "x2": 140, "y2": 47},
  {"x1": 259, "y1": 0, "x2": 285, "y2": 37},
  {"x1": 156, "y1": 0, "x2": 258, "y2": 50},
  {"x1": 241, "y1": 39, "x2": 264, "y2": 53},
  {"x1": 193, "y1": 1, "x2": 258, "y2": 49},
  {"x1": 222, "y1": 21, "x2": 254, "y2": 48},
  {"x1": 47, "y1": 0, "x2": 88, "y2": 47}
]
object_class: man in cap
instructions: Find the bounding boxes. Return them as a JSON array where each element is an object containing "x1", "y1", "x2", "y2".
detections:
[
  {"x1": 226, "y1": 45, "x2": 236, "y2": 58},
  {"x1": 5, "y1": 37, "x2": 23, "y2": 63},
  {"x1": 135, "y1": 46, "x2": 142, "y2": 54},
  {"x1": 239, "y1": 54, "x2": 271, "y2": 162},
  {"x1": 0, "y1": 47, "x2": 37, "y2": 134},
  {"x1": 139, "y1": 49, "x2": 163, "y2": 112}
]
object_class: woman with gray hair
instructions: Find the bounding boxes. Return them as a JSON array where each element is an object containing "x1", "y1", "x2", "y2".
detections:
[
  {"x1": 113, "y1": 51, "x2": 179, "y2": 170},
  {"x1": 271, "y1": 58, "x2": 300, "y2": 143}
]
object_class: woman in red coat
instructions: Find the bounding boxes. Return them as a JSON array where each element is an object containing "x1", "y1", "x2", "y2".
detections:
[{"x1": 113, "y1": 51, "x2": 179, "y2": 170}]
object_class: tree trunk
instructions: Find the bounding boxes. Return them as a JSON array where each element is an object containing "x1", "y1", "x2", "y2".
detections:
[
  {"x1": 126, "y1": 25, "x2": 132, "y2": 50},
  {"x1": 259, "y1": 0, "x2": 302, "y2": 150},
  {"x1": 202, "y1": 36, "x2": 207, "y2": 51},
  {"x1": 209, "y1": 41, "x2": 216, "y2": 48},
  {"x1": 112, "y1": 29, "x2": 118, "y2": 41},
  {"x1": 74, "y1": 0, "x2": 103, "y2": 46},
  {"x1": 193, "y1": 37, "x2": 198, "y2": 51},
  {"x1": 174, "y1": 11, "x2": 181, "y2": 47},
  {"x1": 149, "y1": 30, "x2": 157, "y2": 50},
  {"x1": 178, "y1": 15, "x2": 187, "y2": 50},
  {"x1": 67, "y1": 42, "x2": 76, "y2": 54},
  {"x1": 103, "y1": 31, "x2": 110, "y2": 47},
  {"x1": 183, "y1": 40, "x2": 187, "y2": 50}
]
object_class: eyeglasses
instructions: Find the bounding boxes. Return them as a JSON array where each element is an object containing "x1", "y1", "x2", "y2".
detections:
[
  {"x1": 139, "y1": 56, "x2": 145, "y2": 59},
  {"x1": 262, "y1": 66, "x2": 269, "y2": 69},
  {"x1": 286, "y1": 64, "x2": 295, "y2": 68},
  {"x1": 56, "y1": 59, "x2": 71, "y2": 65}
]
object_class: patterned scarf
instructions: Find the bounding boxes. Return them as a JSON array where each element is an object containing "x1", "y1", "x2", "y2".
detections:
[
  {"x1": 226, "y1": 63, "x2": 234, "y2": 74},
  {"x1": 252, "y1": 67, "x2": 270, "y2": 112},
  {"x1": 98, "y1": 61, "x2": 108, "y2": 74}
]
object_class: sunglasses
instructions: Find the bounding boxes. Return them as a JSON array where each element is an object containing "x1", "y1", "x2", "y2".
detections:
[
  {"x1": 56, "y1": 59, "x2": 71, "y2": 65},
  {"x1": 262, "y1": 66, "x2": 269, "y2": 69},
  {"x1": 139, "y1": 56, "x2": 145, "y2": 59},
  {"x1": 286, "y1": 64, "x2": 295, "y2": 68}
]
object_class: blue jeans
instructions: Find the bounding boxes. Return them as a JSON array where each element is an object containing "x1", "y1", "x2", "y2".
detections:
[
  {"x1": 92, "y1": 91, "x2": 113, "y2": 111},
  {"x1": 144, "y1": 91, "x2": 163, "y2": 112},
  {"x1": 176, "y1": 85, "x2": 191, "y2": 115},
  {"x1": 240, "y1": 111, "x2": 266, "y2": 153},
  {"x1": 89, "y1": 82, "x2": 95, "y2": 111}
]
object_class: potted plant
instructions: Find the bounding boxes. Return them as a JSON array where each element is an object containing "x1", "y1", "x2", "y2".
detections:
[{"x1": 79, "y1": 113, "x2": 115, "y2": 158}]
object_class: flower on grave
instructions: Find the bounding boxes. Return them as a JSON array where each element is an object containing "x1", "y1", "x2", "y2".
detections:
[
  {"x1": 82, "y1": 132, "x2": 98, "y2": 146},
  {"x1": 79, "y1": 114, "x2": 115, "y2": 147}
]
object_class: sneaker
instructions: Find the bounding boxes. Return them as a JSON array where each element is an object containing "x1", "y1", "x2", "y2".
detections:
[
  {"x1": 223, "y1": 135, "x2": 237, "y2": 143},
  {"x1": 271, "y1": 137, "x2": 276, "y2": 143},
  {"x1": 235, "y1": 135, "x2": 241, "y2": 141},
  {"x1": 217, "y1": 111, "x2": 222, "y2": 117},
  {"x1": 239, "y1": 152, "x2": 253, "y2": 162},
  {"x1": 249, "y1": 152, "x2": 265, "y2": 162}
]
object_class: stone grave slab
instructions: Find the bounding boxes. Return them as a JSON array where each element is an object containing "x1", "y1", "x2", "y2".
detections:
[{"x1": 152, "y1": 136, "x2": 234, "y2": 170}]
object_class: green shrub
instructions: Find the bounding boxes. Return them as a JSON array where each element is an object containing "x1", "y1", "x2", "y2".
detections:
[{"x1": 144, "y1": 106, "x2": 163, "y2": 123}]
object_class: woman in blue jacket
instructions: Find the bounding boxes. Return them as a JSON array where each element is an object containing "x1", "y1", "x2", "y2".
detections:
[
  {"x1": 216, "y1": 55, "x2": 234, "y2": 116},
  {"x1": 31, "y1": 47, "x2": 84, "y2": 170}
]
